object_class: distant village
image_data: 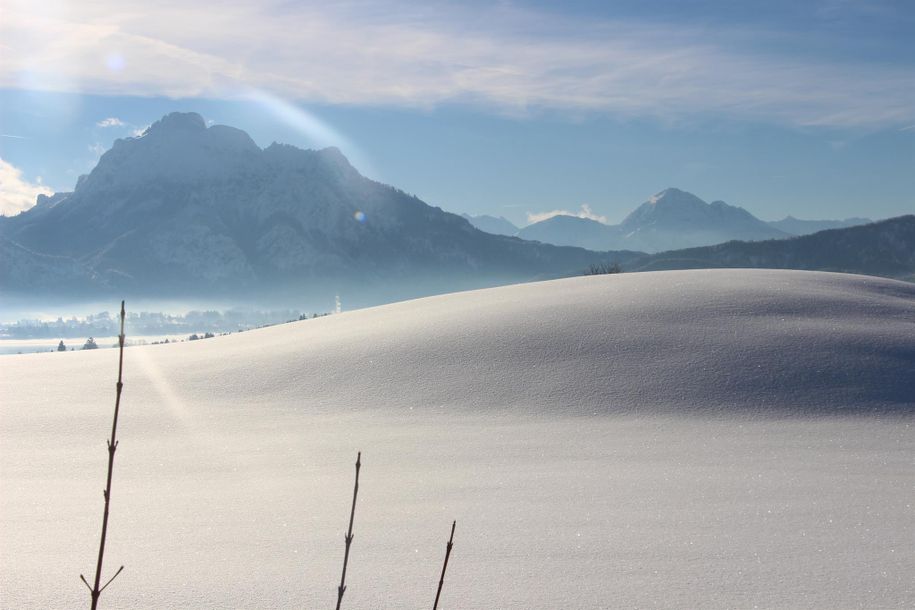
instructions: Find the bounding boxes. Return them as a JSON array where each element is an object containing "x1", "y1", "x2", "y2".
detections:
[{"x1": 1, "y1": 308, "x2": 333, "y2": 349}]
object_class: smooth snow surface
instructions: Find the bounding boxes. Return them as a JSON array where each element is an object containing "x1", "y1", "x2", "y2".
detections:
[{"x1": 1, "y1": 269, "x2": 913, "y2": 608}]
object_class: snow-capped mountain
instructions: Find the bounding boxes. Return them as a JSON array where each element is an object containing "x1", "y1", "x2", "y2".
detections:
[
  {"x1": 0, "y1": 112, "x2": 635, "y2": 301},
  {"x1": 618, "y1": 188, "x2": 789, "y2": 250}
]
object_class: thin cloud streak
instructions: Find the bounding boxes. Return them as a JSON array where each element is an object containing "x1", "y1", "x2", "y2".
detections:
[{"x1": 1, "y1": 0, "x2": 913, "y2": 128}]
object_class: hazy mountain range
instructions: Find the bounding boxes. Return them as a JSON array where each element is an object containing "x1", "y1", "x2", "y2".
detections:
[
  {"x1": 0, "y1": 112, "x2": 911, "y2": 306},
  {"x1": 464, "y1": 191, "x2": 874, "y2": 252},
  {"x1": 0, "y1": 112, "x2": 637, "y2": 304},
  {"x1": 630, "y1": 216, "x2": 915, "y2": 281},
  {"x1": 460, "y1": 213, "x2": 518, "y2": 237},
  {"x1": 767, "y1": 216, "x2": 874, "y2": 235}
]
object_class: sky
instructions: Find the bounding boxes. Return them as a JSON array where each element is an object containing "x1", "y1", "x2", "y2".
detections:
[{"x1": 0, "y1": 0, "x2": 913, "y2": 225}]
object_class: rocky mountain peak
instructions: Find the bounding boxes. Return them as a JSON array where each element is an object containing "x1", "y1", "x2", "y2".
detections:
[
  {"x1": 647, "y1": 187, "x2": 701, "y2": 205},
  {"x1": 146, "y1": 111, "x2": 207, "y2": 134}
]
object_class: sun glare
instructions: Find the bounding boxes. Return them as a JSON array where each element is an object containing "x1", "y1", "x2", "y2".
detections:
[{"x1": 244, "y1": 89, "x2": 378, "y2": 179}]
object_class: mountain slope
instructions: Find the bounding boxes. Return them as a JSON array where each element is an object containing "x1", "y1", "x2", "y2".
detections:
[
  {"x1": 0, "y1": 235, "x2": 99, "y2": 292},
  {"x1": 630, "y1": 215, "x2": 915, "y2": 279},
  {"x1": 0, "y1": 112, "x2": 637, "y2": 301}
]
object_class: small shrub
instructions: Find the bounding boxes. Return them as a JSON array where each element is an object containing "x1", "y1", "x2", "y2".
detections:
[{"x1": 584, "y1": 262, "x2": 622, "y2": 275}]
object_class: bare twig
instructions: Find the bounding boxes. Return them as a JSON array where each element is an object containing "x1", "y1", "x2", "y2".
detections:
[
  {"x1": 82, "y1": 300, "x2": 127, "y2": 609},
  {"x1": 335, "y1": 452, "x2": 361, "y2": 610},
  {"x1": 432, "y1": 520, "x2": 456, "y2": 610}
]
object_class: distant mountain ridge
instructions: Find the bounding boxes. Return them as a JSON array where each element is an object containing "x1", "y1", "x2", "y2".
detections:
[
  {"x1": 767, "y1": 216, "x2": 873, "y2": 235},
  {"x1": 517, "y1": 215, "x2": 616, "y2": 251},
  {"x1": 0, "y1": 112, "x2": 637, "y2": 303},
  {"x1": 482, "y1": 189, "x2": 874, "y2": 252},
  {"x1": 461, "y1": 213, "x2": 518, "y2": 236},
  {"x1": 628, "y1": 216, "x2": 915, "y2": 281},
  {"x1": 515, "y1": 188, "x2": 789, "y2": 252}
]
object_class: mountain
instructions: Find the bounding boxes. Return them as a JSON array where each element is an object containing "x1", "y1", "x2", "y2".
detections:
[
  {"x1": 517, "y1": 215, "x2": 617, "y2": 250},
  {"x1": 0, "y1": 112, "x2": 639, "y2": 303},
  {"x1": 768, "y1": 215, "x2": 873, "y2": 236},
  {"x1": 619, "y1": 188, "x2": 789, "y2": 251},
  {"x1": 3, "y1": 114, "x2": 904, "y2": 302},
  {"x1": 516, "y1": 188, "x2": 789, "y2": 252},
  {"x1": 461, "y1": 213, "x2": 518, "y2": 236},
  {"x1": 629, "y1": 216, "x2": 915, "y2": 280}
]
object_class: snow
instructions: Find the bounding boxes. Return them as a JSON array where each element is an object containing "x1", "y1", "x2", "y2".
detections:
[{"x1": 1, "y1": 269, "x2": 913, "y2": 608}]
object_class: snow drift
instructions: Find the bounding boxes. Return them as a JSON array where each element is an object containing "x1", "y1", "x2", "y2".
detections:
[
  {"x1": 1, "y1": 269, "x2": 913, "y2": 608},
  {"x1": 13, "y1": 268, "x2": 908, "y2": 415}
]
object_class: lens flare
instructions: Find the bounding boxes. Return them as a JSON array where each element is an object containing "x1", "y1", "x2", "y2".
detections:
[
  {"x1": 353, "y1": 210, "x2": 366, "y2": 223},
  {"x1": 244, "y1": 89, "x2": 377, "y2": 179},
  {"x1": 131, "y1": 345, "x2": 194, "y2": 430},
  {"x1": 130, "y1": 345, "x2": 221, "y2": 454},
  {"x1": 105, "y1": 54, "x2": 126, "y2": 73}
]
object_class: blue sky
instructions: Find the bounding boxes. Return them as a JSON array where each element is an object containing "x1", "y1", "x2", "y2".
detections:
[{"x1": 1, "y1": 0, "x2": 913, "y2": 224}]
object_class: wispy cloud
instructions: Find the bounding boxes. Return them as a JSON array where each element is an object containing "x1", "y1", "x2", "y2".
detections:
[
  {"x1": 96, "y1": 117, "x2": 125, "y2": 127},
  {"x1": 0, "y1": 158, "x2": 53, "y2": 216},
  {"x1": 1, "y1": 134, "x2": 27, "y2": 139},
  {"x1": 1, "y1": 1, "x2": 913, "y2": 128},
  {"x1": 527, "y1": 204, "x2": 608, "y2": 225},
  {"x1": 88, "y1": 142, "x2": 106, "y2": 159}
]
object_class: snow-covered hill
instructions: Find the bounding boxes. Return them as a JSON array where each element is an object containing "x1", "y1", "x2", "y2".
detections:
[{"x1": 2, "y1": 270, "x2": 913, "y2": 608}]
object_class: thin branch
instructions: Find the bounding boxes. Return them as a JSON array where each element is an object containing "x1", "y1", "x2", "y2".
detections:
[
  {"x1": 83, "y1": 300, "x2": 127, "y2": 610},
  {"x1": 432, "y1": 520, "x2": 456, "y2": 610},
  {"x1": 335, "y1": 452, "x2": 361, "y2": 610},
  {"x1": 99, "y1": 566, "x2": 125, "y2": 593}
]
